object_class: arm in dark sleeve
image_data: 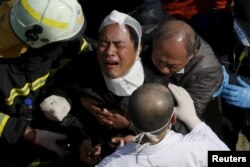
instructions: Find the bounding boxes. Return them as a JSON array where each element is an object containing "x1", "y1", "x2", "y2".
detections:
[
  {"x1": 41, "y1": 51, "x2": 100, "y2": 102},
  {"x1": 186, "y1": 66, "x2": 223, "y2": 117},
  {"x1": 0, "y1": 113, "x2": 28, "y2": 144}
]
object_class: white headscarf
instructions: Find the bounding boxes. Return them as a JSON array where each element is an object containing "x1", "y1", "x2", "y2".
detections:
[{"x1": 99, "y1": 10, "x2": 144, "y2": 96}]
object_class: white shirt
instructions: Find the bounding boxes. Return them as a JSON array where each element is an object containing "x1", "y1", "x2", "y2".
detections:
[{"x1": 96, "y1": 122, "x2": 229, "y2": 167}]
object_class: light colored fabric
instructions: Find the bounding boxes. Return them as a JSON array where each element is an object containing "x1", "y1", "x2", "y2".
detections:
[
  {"x1": 234, "y1": 19, "x2": 250, "y2": 47},
  {"x1": 96, "y1": 122, "x2": 229, "y2": 167},
  {"x1": 169, "y1": 84, "x2": 201, "y2": 129},
  {"x1": 103, "y1": 58, "x2": 144, "y2": 96},
  {"x1": 99, "y1": 10, "x2": 142, "y2": 48},
  {"x1": 99, "y1": 10, "x2": 142, "y2": 58},
  {"x1": 40, "y1": 95, "x2": 71, "y2": 121}
]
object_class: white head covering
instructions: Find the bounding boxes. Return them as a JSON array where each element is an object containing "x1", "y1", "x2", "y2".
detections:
[
  {"x1": 99, "y1": 10, "x2": 142, "y2": 52},
  {"x1": 99, "y1": 10, "x2": 144, "y2": 96}
]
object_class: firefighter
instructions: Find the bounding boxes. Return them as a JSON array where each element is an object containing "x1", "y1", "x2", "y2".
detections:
[{"x1": 0, "y1": 0, "x2": 87, "y2": 166}]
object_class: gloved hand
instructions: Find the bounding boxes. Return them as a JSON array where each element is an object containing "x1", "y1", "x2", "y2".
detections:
[
  {"x1": 168, "y1": 83, "x2": 201, "y2": 130},
  {"x1": 222, "y1": 76, "x2": 250, "y2": 108},
  {"x1": 34, "y1": 129, "x2": 68, "y2": 156},
  {"x1": 212, "y1": 65, "x2": 229, "y2": 98},
  {"x1": 40, "y1": 95, "x2": 71, "y2": 121}
]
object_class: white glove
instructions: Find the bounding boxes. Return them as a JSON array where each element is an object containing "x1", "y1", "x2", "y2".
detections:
[
  {"x1": 34, "y1": 129, "x2": 68, "y2": 156},
  {"x1": 168, "y1": 83, "x2": 201, "y2": 130},
  {"x1": 40, "y1": 95, "x2": 71, "y2": 121}
]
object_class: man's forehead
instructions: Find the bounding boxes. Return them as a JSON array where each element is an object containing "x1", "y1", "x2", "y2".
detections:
[
  {"x1": 100, "y1": 23, "x2": 129, "y2": 34},
  {"x1": 99, "y1": 24, "x2": 130, "y2": 40}
]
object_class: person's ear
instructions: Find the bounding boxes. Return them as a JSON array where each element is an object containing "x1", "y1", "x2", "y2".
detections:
[
  {"x1": 170, "y1": 113, "x2": 177, "y2": 125},
  {"x1": 191, "y1": 35, "x2": 201, "y2": 57}
]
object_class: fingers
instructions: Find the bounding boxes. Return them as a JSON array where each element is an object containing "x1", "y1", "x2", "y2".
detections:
[
  {"x1": 168, "y1": 83, "x2": 192, "y2": 102},
  {"x1": 222, "y1": 65, "x2": 229, "y2": 84},
  {"x1": 93, "y1": 108, "x2": 114, "y2": 126},
  {"x1": 223, "y1": 83, "x2": 240, "y2": 91},
  {"x1": 97, "y1": 117, "x2": 113, "y2": 126},
  {"x1": 222, "y1": 65, "x2": 227, "y2": 75},
  {"x1": 237, "y1": 76, "x2": 249, "y2": 88},
  {"x1": 110, "y1": 137, "x2": 124, "y2": 148},
  {"x1": 111, "y1": 135, "x2": 134, "y2": 145},
  {"x1": 168, "y1": 83, "x2": 180, "y2": 97},
  {"x1": 99, "y1": 108, "x2": 113, "y2": 117},
  {"x1": 91, "y1": 106, "x2": 113, "y2": 117},
  {"x1": 111, "y1": 137, "x2": 123, "y2": 144}
]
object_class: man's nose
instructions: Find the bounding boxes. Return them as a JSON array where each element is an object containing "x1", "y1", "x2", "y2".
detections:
[{"x1": 105, "y1": 44, "x2": 115, "y2": 56}]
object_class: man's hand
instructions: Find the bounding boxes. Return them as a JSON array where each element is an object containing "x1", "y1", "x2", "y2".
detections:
[
  {"x1": 79, "y1": 139, "x2": 101, "y2": 166},
  {"x1": 80, "y1": 97, "x2": 129, "y2": 128},
  {"x1": 99, "y1": 108, "x2": 130, "y2": 129},
  {"x1": 34, "y1": 129, "x2": 69, "y2": 156},
  {"x1": 111, "y1": 135, "x2": 134, "y2": 148},
  {"x1": 222, "y1": 76, "x2": 250, "y2": 108},
  {"x1": 80, "y1": 96, "x2": 101, "y2": 114},
  {"x1": 168, "y1": 83, "x2": 201, "y2": 130},
  {"x1": 40, "y1": 95, "x2": 71, "y2": 121},
  {"x1": 80, "y1": 96, "x2": 113, "y2": 125}
]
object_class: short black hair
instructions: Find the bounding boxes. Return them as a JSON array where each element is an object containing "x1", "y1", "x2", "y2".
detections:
[{"x1": 126, "y1": 25, "x2": 140, "y2": 50}]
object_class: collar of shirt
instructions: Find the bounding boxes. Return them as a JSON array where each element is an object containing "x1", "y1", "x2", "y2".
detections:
[{"x1": 176, "y1": 68, "x2": 184, "y2": 74}]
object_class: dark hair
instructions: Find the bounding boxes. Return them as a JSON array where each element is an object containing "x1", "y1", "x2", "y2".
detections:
[{"x1": 126, "y1": 25, "x2": 140, "y2": 50}]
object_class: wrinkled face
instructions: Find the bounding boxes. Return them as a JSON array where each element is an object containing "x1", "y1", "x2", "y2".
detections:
[
  {"x1": 152, "y1": 37, "x2": 192, "y2": 76},
  {"x1": 0, "y1": 1, "x2": 26, "y2": 58},
  {"x1": 97, "y1": 24, "x2": 137, "y2": 78}
]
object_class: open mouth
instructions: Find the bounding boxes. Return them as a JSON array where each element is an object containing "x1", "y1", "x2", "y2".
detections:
[{"x1": 105, "y1": 60, "x2": 119, "y2": 68}]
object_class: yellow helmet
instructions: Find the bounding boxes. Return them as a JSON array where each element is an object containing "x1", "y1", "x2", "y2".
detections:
[{"x1": 10, "y1": 0, "x2": 86, "y2": 48}]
